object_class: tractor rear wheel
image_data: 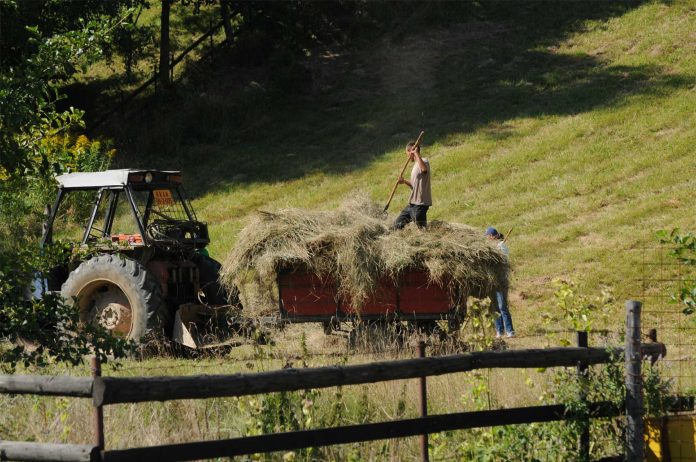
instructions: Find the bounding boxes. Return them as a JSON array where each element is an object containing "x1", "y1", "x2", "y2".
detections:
[{"x1": 61, "y1": 254, "x2": 167, "y2": 341}]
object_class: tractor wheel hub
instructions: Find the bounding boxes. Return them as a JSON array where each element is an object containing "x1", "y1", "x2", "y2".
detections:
[{"x1": 98, "y1": 303, "x2": 132, "y2": 333}]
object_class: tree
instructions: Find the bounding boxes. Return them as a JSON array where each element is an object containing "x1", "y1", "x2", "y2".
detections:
[
  {"x1": 220, "y1": 0, "x2": 233, "y2": 44},
  {"x1": 0, "y1": 0, "x2": 140, "y2": 180},
  {"x1": 158, "y1": 0, "x2": 172, "y2": 89},
  {"x1": 0, "y1": 4, "x2": 132, "y2": 369}
]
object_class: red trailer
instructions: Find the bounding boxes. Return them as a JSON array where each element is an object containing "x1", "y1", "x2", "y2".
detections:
[{"x1": 277, "y1": 269, "x2": 465, "y2": 331}]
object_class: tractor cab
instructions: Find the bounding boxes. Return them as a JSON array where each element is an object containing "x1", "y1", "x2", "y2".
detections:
[{"x1": 42, "y1": 169, "x2": 209, "y2": 252}]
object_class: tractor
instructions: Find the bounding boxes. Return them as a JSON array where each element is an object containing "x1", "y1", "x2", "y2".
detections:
[{"x1": 40, "y1": 169, "x2": 236, "y2": 347}]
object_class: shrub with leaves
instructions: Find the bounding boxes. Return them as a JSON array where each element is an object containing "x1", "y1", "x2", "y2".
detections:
[
  {"x1": 0, "y1": 9, "x2": 129, "y2": 370},
  {"x1": 657, "y1": 229, "x2": 696, "y2": 317},
  {"x1": 0, "y1": 244, "x2": 133, "y2": 371},
  {"x1": 541, "y1": 279, "x2": 613, "y2": 346},
  {"x1": 0, "y1": 7, "x2": 119, "y2": 250}
]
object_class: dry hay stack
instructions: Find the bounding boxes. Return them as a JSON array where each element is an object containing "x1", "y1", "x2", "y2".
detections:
[{"x1": 220, "y1": 195, "x2": 510, "y2": 315}]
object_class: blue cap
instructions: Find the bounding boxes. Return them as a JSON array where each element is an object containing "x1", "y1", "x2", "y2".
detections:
[{"x1": 485, "y1": 226, "x2": 498, "y2": 237}]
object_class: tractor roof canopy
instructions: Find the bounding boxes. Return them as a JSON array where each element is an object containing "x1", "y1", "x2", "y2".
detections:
[{"x1": 56, "y1": 169, "x2": 182, "y2": 190}]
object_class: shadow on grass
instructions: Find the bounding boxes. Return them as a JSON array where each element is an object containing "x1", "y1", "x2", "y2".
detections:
[{"x1": 91, "y1": 2, "x2": 693, "y2": 198}]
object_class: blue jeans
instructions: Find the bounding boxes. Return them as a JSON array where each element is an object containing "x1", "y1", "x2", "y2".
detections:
[{"x1": 493, "y1": 290, "x2": 514, "y2": 335}]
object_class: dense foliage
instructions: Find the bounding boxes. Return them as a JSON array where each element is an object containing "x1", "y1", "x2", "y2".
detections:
[
  {"x1": 0, "y1": 244, "x2": 132, "y2": 371},
  {"x1": 658, "y1": 229, "x2": 696, "y2": 319},
  {"x1": 0, "y1": 2, "x2": 131, "y2": 368}
]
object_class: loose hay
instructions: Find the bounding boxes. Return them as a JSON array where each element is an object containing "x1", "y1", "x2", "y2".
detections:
[{"x1": 220, "y1": 195, "x2": 509, "y2": 315}]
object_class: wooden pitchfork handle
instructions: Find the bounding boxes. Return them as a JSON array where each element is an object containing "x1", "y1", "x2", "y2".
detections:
[
  {"x1": 384, "y1": 130, "x2": 425, "y2": 212},
  {"x1": 502, "y1": 226, "x2": 514, "y2": 244}
]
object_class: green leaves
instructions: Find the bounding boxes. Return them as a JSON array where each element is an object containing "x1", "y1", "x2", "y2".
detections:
[
  {"x1": 674, "y1": 286, "x2": 696, "y2": 316},
  {"x1": 541, "y1": 279, "x2": 613, "y2": 345},
  {"x1": 658, "y1": 228, "x2": 696, "y2": 318},
  {"x1": 0, "y1": 244, "x2": 133, "y2": 371},
  {"x1": 0, "y1": 8, "x2": 124, "y2": 370},
  {"x1": 0, "y1": 10, "x2": 118, "y2": 179},
  {"x1": 657, "y1": 228, "x2": 696, "y2": 266}
]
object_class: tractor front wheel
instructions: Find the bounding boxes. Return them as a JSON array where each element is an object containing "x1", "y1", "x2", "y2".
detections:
[{"x1": 61, "y1": 254, "x2": 167, "y2": 341}]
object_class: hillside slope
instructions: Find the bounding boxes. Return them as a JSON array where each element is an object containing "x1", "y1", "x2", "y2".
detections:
[{"x1": 104, "y1": 2, "x2": 695, "y2": 330}]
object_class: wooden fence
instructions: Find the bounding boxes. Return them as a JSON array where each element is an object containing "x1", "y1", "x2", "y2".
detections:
[
  {"x1": 0, "y1": 301, "x2": 672, "y2": 462},
  {"x1": 89, "y1": 19, "x2": 226, "y2": 132}
]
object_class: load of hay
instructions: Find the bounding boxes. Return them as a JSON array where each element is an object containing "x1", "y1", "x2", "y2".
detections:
[{"x1": 220, "y1": 195, "x2": 510, "y2": 316}]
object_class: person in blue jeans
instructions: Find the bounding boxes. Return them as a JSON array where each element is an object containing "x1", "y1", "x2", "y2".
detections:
[{"x1": 485, "y1": 226, "x2": 515, "y2": 338}]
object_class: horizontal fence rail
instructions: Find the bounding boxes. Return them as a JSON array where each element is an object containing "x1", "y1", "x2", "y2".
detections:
[
  {"x1": 0, "y1": 375, "x2": 93, "y2": 397},
  {"x1": 92, "y1": 344, "x2": 665, "y2": 406},
  {"x1": 0, "y1": 347, "x2": 666, "y2": 405},
  {"x1": 0, "y1": 442, "x2": 98, "y2": 462},
  {"x1": 101, "y1": 402, "x2": 620, "y2": 462}
]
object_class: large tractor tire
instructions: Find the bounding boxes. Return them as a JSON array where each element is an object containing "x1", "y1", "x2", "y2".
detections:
[{"x1": 61, "y1": 254, "x2": 167, "y2": 341}]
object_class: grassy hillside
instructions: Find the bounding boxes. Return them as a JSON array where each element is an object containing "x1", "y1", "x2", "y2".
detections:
[
  {"x1": 2, "y1": 4, "x2": 694, "y2": 458},
  {"x1": 99, "y1": 2, "x2": 695, "y2": 331}
]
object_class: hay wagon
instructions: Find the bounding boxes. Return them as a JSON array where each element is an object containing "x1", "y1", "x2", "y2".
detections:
[
  {"x1": 277, "y1": 269, "x2": 465, "y2": 332},
  {"x1": 221, "y1": 199, "x2": 509, "y2": 336}
]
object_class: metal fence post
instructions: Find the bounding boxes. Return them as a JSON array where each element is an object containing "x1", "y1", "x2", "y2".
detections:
[
  {"x1": 91, "y1": 356, "x2": 105, "y2": 450},
  {"x1": 417, "y1": 341, "x2": 429, "y2": 462},
  {"x1": 576, "y1": 331, "x2": 589, "y2": 462},
  {"x1": 625, "y1": 301, "x2": 644, "y2": 462},
  {"x1": 648, "y1": 328, "x2": 672, "y2": 461}
]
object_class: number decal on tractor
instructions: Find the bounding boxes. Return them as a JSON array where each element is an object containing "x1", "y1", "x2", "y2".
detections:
[{"x1": 153, "y1": 189, "x2": 175, "y2": 206}]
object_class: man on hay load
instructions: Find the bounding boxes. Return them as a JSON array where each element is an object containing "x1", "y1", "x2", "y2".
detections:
[{"x1": 392, "y1": 142, "x2": 432, "y2": 230}]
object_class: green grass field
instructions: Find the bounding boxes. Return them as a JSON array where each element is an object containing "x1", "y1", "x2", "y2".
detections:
[{"x1": 3, "y1": 2, "x2": 695, "y2": 460}]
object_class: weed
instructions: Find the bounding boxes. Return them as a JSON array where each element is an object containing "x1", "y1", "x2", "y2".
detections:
[
  {"x1": 458, "y1": 298, "x2": 497, "y2": 351},
  {"x1": 541, "y1": 279, "x2": 613, "y2": 346},
  {"x1": 658, "y1": 229, "x2": 696, "y2": 319}
]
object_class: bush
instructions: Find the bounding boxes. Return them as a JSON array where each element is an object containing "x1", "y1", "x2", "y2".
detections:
[
  {"x1": 658, "y1": 229, "x2": 696, "y2": 318},
  {"x1": 0, "y1": 244, "x2": 133, "y2": 371}
]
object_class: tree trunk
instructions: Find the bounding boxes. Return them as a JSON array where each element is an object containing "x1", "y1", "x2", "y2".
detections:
[
  {"x1": 159, "y1": 0, "x2": 171, "y2": 90},
  {"x1": 220, "y1": 0, "x2": 233, "y2": 44}
]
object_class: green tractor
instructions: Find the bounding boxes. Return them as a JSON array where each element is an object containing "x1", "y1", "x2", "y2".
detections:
[{"x1": 40, "y1": 169, "x2": 237, "y2": 347}]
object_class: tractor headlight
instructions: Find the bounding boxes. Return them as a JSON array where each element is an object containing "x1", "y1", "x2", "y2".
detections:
[{"x1": 144, "y1": 172, "x2": 153, "y2": 183}]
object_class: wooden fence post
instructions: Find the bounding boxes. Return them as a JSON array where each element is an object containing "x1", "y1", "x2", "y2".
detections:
[
  {"x1": 625, "y1": 301, "x2": 644, "y2": 462},
  {"x1": 91, "y1": 356, "x2": 105, "y2": 450},
  {"x1": 576, "y1": 331, "x2": 590, "y2": 462},
  {"x1": 417, "y1": 341, "x2": 429, "y2": 462}
]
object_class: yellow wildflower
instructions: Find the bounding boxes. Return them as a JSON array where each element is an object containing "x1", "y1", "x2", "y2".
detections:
[{"x1": 74, "y1": 135, "x2": 90, "y2": 150}]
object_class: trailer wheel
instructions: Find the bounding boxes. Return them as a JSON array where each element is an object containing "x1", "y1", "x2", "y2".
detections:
[{"x1": 61, "y1": 254, "x2": 167, "y2": 341}]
